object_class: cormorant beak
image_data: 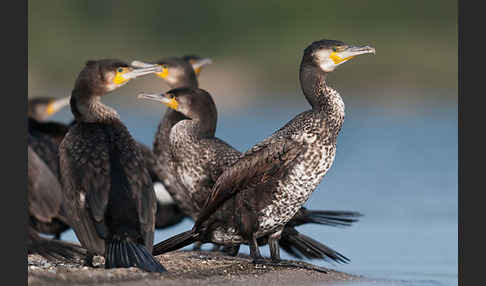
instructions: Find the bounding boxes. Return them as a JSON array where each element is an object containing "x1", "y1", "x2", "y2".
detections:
[
  {"x1": 330, "y1": 45, "x2": 376, "y2": 65},
  {"x1": 130, "y1": 60, "x2": 157, "y2": 69},
  {"x1": 46, "y1": 96, "x2": 71, "y2": 116},
  {"x1": 189, "y1": 58, "x2": 212, "y2": 75},
  {"x1": 122, "y1": 65, "x2": 163, "y2": 80},
  {"x1": 137, "y1": 92, "x2": 179, "y2": 110},
  {"x1": 130, "y1": 60, "x2": 170, "y2": 79}
]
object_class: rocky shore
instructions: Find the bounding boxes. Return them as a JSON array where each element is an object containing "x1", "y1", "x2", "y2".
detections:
[{"x1": 28, "y1": 250, "x2": 373, "y2": 286}]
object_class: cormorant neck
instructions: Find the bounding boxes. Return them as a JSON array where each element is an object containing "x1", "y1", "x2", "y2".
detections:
[
  {"x1": 70, "y1": 92, "x2": 120, "y2": 124},
  {"x1": 299, "y1": 63, "x2": 345, "y2": 117},
  {"x1": 170, "y1": 74, "x2": 198, "y2": 89},
  {"x1": 186, "y1": 112, "x2": 217, "y2": 139},
  {"x1": 299, "y1": 63, "x2": 329, "y2": 109}
]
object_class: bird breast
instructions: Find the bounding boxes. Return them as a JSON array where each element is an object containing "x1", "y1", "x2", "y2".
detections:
[{"x1": 257, "y1": 140, "x2": 337, "y2": 236}]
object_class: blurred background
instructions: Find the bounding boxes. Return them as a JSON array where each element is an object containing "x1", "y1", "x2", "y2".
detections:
[{"x1": 29, "y1": 1, "x2": 457, "y2": 285}]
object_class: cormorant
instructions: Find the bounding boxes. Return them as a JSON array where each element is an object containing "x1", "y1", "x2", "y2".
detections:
[
  {"x1": 28, "y1": 146, "x2": 85, "y2": 261},
  {"x1": 28, "y1": 96, "x2": 72, "y2": 145},
  {"x1": 28, "y1": 97, "x2": 72, "y2": 239},
  {"x1": 131, "y1": 56, "x2": 212, "y2": 229},
  {"x1": 139, "y1": 87, "x2": 361, "y2": 263},
  {"x1": 28, "y1": 96, "x2": 71, "y2": 122},
  {"x1": 59, "y1": 59, "x2": 166, "y2": 272},
  {"x1": 151, "y1": 40, "x2": 375, "y2": 268},
  {"x1": 136, "y1": 55, "x2": 361, "y2": 258}
]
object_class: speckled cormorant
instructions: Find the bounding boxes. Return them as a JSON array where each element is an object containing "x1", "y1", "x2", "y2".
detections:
[
  {"x1": 139, "y1": 87, "x2": 361, "y2": 263},
  {"x1": 59, "y1": 59, "x2": 166, "y2": 272},
  {"x1": 28, "y1": 146, "x2": 85, "y2": 261},
  {"x1": 28, "y1": 97, "x2": 73, "y2": 239},
  {"x1": 131, "y1": 56, "x2": 212, "y2": 228},
  {"x1": 151, "y1": 40, "x2": 375, "y2": 268}
]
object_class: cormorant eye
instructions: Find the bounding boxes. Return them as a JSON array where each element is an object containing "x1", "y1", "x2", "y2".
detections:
[
  {"x1": 117, "y1": 68, "x2": 124, "y2": 73},
  {"x1": 162, "y1": 64, "x2": 168, "y2": 70},
  {"x1": 332, "y1": 47, "x2": 337, "y2": 52},
  {"x1": 169, "y1": 94, "x2": 175, "y2": 99}
]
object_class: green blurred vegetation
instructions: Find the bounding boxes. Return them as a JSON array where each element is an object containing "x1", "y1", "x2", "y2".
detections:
[{"x1": 28, "y1": 0, "x2": 457, "y2": 103}]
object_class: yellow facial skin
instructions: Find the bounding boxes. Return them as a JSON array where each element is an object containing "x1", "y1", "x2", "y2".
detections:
[
  {"x1": 46, "y1": 103, "x2": 56, "y2": 116},
  {"x1": 164, "y1": 96, "x2": 179, "y2": 110},
  {"x1": 113, "y1": 67, "x2": 131, "y2": 85},
  {"x1": 329, "y1": 51, "x2": 354, "y2": 64},
  {"x1": 156, "y1": 65, "x2": 169, "y2": 79}
]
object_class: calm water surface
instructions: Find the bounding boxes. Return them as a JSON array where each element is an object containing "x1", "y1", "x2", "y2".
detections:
[{"x1": 54, "y1": 94, "x2": 457, "y2": 286}]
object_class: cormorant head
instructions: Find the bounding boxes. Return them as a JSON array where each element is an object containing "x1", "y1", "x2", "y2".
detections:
[
  {"x1": 73, "y1": 59, "x2": 163, "y2": 95},
  {"x1": 28, "y1": 96, "x2": 71, "y2": 121},
  {"x1": 137, "y1": 87, "x2": 217, "y2": 122},
  {"x1": 131, "y1": 55, "x2": 212, "y2": 88},
  {"x1": 303, "y1": 39, "x2": 375, "y2": 72}
]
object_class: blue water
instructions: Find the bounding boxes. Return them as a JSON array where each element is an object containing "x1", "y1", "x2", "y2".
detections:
[{"x1": 53, "y1": 94, "x2": 457, "y2": 286}]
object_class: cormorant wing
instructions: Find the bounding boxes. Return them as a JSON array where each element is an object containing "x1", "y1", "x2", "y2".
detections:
[
  {"x1": 206, "y1": 138, "x2": 242, "y2": 183},
  {"x1": 28, "y1": 146, "x2": 63, "y2": 223},
  {"x1": 59, "y1": 125, "x2": 111, "y2": 252},
  {"x1": 60, "y1": 123, "x2": 157, "y2": 253},
  {"x1": 195, "y1": 137, "x2": 304, "y2": 229},
  {"x1": 28, "y1": 131, "x2": 62, "y2": 178}
]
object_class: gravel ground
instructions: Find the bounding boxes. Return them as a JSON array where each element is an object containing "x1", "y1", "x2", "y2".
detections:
[{"x1": 28, "y1": 251, "x2": 372, "y2": 286}]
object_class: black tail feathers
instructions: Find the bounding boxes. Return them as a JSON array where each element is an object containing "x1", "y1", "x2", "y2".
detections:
[
  {"x1": 292, "y1": 210, "x2": 363, "y2": 227},
  {"x1": 279, "y1": 228, "x2": 350, "y2": 264},
  {"x1": 153, "y1": 230, "x2": 200, "y2": 256},
  {"x1": 105, "y1": 239, "x2": 166, "y2": 273},
  {"x1": 28, "y1": 238, "x2": 86, "y2": 262}
]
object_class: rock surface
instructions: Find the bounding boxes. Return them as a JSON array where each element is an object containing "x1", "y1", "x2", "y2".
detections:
[{"x1": 28, "y1": 251, "x2": 370, "y2": 286}]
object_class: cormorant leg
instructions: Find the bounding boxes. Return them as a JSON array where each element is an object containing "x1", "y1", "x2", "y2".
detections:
[
  {"x1": 193, "y1": 241, "x2": 202, "y2": 251},
  {"x1": 210, "y1": 244, "x2": 221, "y2": 252},
  {"x1": 268, "y1": 229, "x2": 282, "y2": 262},
  {"x1": 256, "y1": 230, "x2": 328, "y2": 273},
  {"x1": 222, "y1": 244, "x2": 240, "y2": 257},
  {"x1": 249, "y1": 234, "x2": 265, "y2": 264}
]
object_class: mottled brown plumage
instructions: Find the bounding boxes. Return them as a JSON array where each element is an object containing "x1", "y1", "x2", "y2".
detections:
[
  {"x1": 132, "y1": 55, "x2": 212, "y2": 230},
  {"x1": 151, "y1": 57, "x2": 201, "y2": 218},
  {"x1": 143, "y1": 87, "x2": 361, "y2": 263}
]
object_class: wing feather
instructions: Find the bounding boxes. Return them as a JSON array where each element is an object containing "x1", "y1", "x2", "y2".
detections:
[
  {"x1": 195, "y1": 138, "x2": 303, "y2": 228},
  {"x1": 27, "y1": 146, "x2": 63, "y2": 223},
  {"x1": 59, "y1": 124, "x2": 110, "y2": 253}
]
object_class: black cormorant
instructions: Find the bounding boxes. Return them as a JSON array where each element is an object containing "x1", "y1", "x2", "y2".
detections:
[
  {"x1": 151, "y1": 40, "x2": 375, "y2": 268},
  {"x1": 139, "y1": 87, "x2": 361, "y2": 263},
  {"x1": 28, "y1": 146, "x2": 85, "y2": 260},
  {"x1": 58, "y1": 59, "x2": 166, "y2": 272}
]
